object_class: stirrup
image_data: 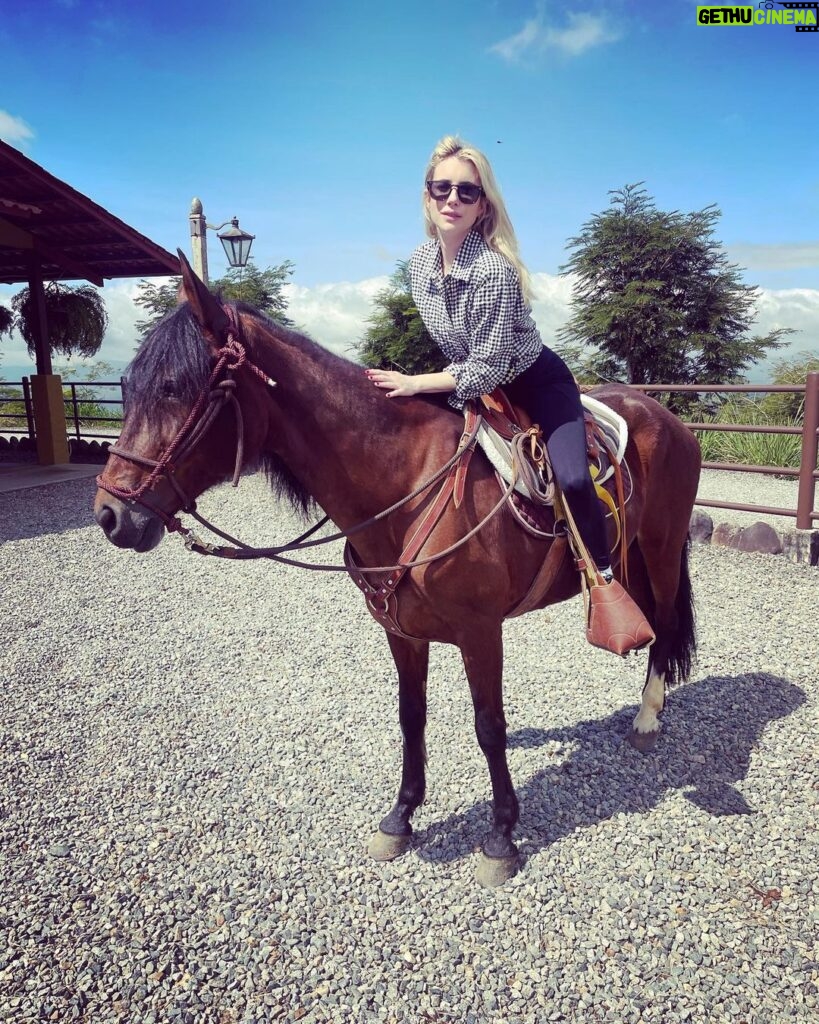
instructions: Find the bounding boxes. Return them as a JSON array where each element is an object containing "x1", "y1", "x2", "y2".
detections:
[
  {"x1": 556, "y1": 491, "x2": 655, "y2": 657},
  {"x1": 584, "y1": 576, "x2": 655, "y2": 656}
]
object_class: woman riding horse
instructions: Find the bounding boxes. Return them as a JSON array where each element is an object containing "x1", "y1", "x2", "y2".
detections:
[
  {"x1": 94, "y1": 155, "x2": 700, "y2": 885},
  {"x1": 365, "y1": 136, "x2": 648, "y2": 647}
]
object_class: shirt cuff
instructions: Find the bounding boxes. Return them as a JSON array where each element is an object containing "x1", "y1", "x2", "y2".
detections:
[{"x1": 443, "y1": 361, "x2": 464, "y2": 385}]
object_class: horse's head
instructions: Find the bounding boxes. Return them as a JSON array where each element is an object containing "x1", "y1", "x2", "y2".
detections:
[{"x1": 94, "y1": 252, "x2": 274, "y2": 551}]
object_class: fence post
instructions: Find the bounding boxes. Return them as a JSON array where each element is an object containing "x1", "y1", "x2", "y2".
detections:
[
  {"x1": 69, "y1": 383, "x2": 81, "y2": 440},
  {"x1": 22, "y1": 376, "x2": 36, "y2": 439},
  {"x1": 796, "y1": 371, "x2": 819, "y2": 530}
]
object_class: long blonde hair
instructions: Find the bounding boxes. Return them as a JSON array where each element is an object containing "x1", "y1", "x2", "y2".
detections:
[{"x1": 422, "y1": 135, "x2": 532, "y2": 303}]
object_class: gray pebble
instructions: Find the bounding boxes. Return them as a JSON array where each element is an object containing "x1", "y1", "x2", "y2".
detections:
[{"x1": 0, "y1": 473, "x2": 816, "y2": 1023}]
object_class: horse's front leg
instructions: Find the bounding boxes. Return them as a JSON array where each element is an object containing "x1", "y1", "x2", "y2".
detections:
[
  {"x1": 368, "y1": 633, "x2": 429, "y2": 862},
  {"x1": 461, "y1": 624, "x2": 520, "y2": 887}
]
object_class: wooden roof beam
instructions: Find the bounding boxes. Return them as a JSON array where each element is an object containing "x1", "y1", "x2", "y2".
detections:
[{"x1": 0, "y1": 216, "x2": 104, "y2": 285}]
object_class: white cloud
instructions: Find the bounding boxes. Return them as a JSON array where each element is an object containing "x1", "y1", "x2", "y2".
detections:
[
  {"x1": 490, "y1": 11, "x2": 622, "y2": 63},
  {"x1": 754, "y1": 287, "x2": 819, "y2": 351},
  {"x1": 0, "y1": 110, "x2": 34, "y2": 148},
  {"x1": 3, "y1": 275, "x2": 816, "y2": 383},
  {"x1": 98, "y1": 278, "x2": 161, "y2": 361},
  {"x1": 726, "y1": 242, "x2": 819, "y2": 272},
  {"x1": 490, "y1": 17, "x2": 543, "y2": 62},
  {"x1": 529, "y1": 271, "x2": 575, "y2": 339},
  {"x1": 285, "y1": 276, "x2": 390, "y2": 360}
]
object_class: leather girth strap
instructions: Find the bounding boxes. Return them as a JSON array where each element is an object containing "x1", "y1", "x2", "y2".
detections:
[
  {"x1": 505, "y1": 531, "x2": 570, "y2": 619},
  {"x1": 345, "y1": 408, "x2": 480, "y2": 639}
]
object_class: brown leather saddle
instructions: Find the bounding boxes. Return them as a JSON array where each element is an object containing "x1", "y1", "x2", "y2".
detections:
[{"x1": 478, "y1": 389, "x2": 625, "y2": 539}]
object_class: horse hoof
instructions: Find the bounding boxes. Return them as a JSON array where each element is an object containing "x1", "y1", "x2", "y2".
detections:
[
  {"x1": 627, "y1": 728, "x2": 659, "y2": 753},
  {"x1": 368, "y1": 829, "x2": 411, "y2": 862},
  {"x1": 475, "y1": 851, "x2": 519, "y2": 887}
]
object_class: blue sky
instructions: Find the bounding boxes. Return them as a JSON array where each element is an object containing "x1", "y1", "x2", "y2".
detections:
[{"x1": 1, "y1": 0, "x2": 818, "y2": 374}]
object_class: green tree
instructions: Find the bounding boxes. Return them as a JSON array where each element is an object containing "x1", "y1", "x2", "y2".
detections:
[
  {"x1": 53, "y1": 358, "x2": 118, "y2": 382},
  {"x1": 214, "y1": 260, "x2": 294, "y2": 326},
  {"x1": 760, "y1": 350, "x2": 819, "y2": 422},
  {"x1": 357, "y1": 261, "x2": 439, "y2": 373},
  {"x1": 557, "y1": 184, "x2": 790, "y2": 396},
  {"x1": 134, "y1": 278, "x2": 181, "y2": 338},
  {"x1": 11, "y1": 282, "x2": 108, "y2": 360},
  {"x1": 0, "y1": 304, "x2": 13, "y2": 378},
  {"x1": 0, "y1": 304, "x2": 13, "y2": 338},
  {"x1": 134, "y1": 258, "x2": 295, "y2": 342}
]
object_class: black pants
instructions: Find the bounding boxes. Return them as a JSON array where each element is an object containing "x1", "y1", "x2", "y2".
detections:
[{"x1": 504, "y1": 347, "x2": 611, "y2": 570}]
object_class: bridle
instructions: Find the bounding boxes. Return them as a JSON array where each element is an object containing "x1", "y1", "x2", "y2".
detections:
[
  {"x1": 97, "y1": 305, "x2": 276, "y2": 534},
  {"x1": 96, "y1": 303, "x2": 516, "y2": 574}
]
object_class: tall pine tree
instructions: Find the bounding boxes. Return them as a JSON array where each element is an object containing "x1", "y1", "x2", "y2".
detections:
[{"x1": 557, "y1": 184, "x2": 790, "y2": 389}]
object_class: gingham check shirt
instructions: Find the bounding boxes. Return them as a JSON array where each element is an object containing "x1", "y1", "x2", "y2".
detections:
[{"x1": 408, "y1": 230, "x2": 544, "y2": 409}]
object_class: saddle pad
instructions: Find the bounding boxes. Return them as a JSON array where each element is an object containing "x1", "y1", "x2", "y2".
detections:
[{"x1": 476, "y1": 394, "x2": 628, "y2": 499}]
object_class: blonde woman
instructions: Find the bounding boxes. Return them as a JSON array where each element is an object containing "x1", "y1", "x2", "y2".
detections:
[{"x1": 366, "y1": 135, "x2": 616, "y2": 584}]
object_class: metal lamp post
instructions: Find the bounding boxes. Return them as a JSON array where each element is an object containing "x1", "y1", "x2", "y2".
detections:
[{"x1": 189, "y1": 198, "x2": 255, "y2": 286}]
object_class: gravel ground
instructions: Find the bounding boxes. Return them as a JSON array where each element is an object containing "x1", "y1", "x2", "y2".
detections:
[{"x1": 1, "y1": 472, "x2": 817, "y2": 1024}]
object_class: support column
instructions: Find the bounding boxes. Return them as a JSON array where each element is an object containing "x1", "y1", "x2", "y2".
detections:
[
  {"x1": 25, "y1": 257, "x2": 68, "y2": 464},
  {"x1": 189, "y1": 198, "x2": 209, "y2": 285},
  {"x1": 27, "y1": 261, "x2": 52, "y2": 376},
  {"x1": 30, "y1": 374, "x2": 70, "y2": 465}
]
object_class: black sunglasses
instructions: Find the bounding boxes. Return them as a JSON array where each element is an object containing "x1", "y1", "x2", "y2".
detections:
[{"x1": 426, "y1": 179, "x2": 484, "y2": 205}]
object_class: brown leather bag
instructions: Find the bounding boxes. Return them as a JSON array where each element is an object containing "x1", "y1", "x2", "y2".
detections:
[
  {"x1": 557, "y1": 488, "x2": 655, "y2": 657},
  {"x1": 584, "y1": 576, "x2": 655, "y2": 656}
]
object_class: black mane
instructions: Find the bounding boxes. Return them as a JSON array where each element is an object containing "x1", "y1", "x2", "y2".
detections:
[
  {"x1": 125, "y1": 305, "x2": 213, "y2": 419},
  {"x1": 124, "y1": 303, "x2": 357, "y2": 517}
]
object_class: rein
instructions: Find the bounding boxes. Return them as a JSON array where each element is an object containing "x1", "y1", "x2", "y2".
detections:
[
  {"x1": 96, "y1": 304, "x2": 514, "y2": 576},
  {"x1": 180, "y1": 410, "x2": 494, "y2": 573}
]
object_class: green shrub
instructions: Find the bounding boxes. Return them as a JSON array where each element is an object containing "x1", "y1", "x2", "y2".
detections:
[
  {"x1": 692, "y1": 395, "x2": 805, "y2": 469},
  {"x1": 0, "y1": 384, "x2": 29, "y2": 432}
]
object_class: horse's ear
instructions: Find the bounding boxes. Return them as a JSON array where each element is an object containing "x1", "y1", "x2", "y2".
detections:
[{"x1": 176, "y1": 249, "x2": 229, "y2": 345}]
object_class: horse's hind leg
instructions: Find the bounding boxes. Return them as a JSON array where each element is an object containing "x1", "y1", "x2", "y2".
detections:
[
  {"x1": 628, "y1": 533, "x2": 696, "y2": 753},
  {"x1": 369, "y1": 633, "x2": 429, "y2": 862},
  {"x1": 460, "y1": 624, "x2": 520, "y2": 887},
  {"x1": 631, "y1": 662, "x2": 667, "y2": 753},
  {"x1": 618, "y1": 543, "x2": 665, "y2": 752}
]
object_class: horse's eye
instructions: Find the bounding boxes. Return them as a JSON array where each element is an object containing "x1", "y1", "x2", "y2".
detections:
[{"x1": 160, "y1": 379, "x2": 178, "y2": 399}]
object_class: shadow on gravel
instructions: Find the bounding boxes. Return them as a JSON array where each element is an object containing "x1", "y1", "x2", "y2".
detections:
[
  {"x1": 415, "y1": 673, "x2": 806, "y2": 864},
  {"x1": 0, "y1": 479, "x2": 97, "y2": 544}
]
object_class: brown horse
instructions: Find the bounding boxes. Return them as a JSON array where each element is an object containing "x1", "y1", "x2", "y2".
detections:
[{"x1": 95, "y1": 255, "x2": 700, "y2": 885}]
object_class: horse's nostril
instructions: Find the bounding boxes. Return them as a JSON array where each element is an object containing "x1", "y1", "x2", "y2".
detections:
[{"x1": 96, "y1": 504, "x2": 116, "y2": 535}]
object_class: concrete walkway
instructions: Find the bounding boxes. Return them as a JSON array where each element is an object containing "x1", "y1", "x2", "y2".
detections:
[{"x1": 0, "y1": 463, "x2": 100, "y2": 494}]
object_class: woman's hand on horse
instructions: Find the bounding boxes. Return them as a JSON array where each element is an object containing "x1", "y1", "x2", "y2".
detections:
[
  {"x1": 365, "y1": 368, "x2": 458, "y2": 399},
  {"x1": 365, "y1": 369, "x2": 419, "y2": 399}
]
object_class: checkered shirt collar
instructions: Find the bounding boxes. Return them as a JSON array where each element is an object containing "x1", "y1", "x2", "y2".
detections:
[{"x1": 429, "y1": 230, "x2": 486, "y2": 286}]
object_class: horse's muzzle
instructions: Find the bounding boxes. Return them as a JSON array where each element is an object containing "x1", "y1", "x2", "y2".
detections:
[{"x1": 94, "y1": 493, "x2": 165, "y2": 552}]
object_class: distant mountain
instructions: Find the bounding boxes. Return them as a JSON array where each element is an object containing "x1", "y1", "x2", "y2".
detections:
[{"x1": 1, "y1": 362, "x2": 128, "y2": 383}]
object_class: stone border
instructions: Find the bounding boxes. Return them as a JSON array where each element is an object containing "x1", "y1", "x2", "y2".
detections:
[
  {"x1": 0, "y1": 434, "x2": 111, "y2": 465},
  {"x1": 690, "y1": 510, "x2": 819, "y2": 566}
]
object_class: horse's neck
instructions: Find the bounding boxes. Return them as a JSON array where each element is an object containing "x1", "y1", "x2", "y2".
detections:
[{"x1": 254, "y1": 336, "x2": 454, "y2": 527}]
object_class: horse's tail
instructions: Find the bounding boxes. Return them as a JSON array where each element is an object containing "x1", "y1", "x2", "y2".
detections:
[{"x1": 665, "y1": 534, "x2": 696, "y2": 687}]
